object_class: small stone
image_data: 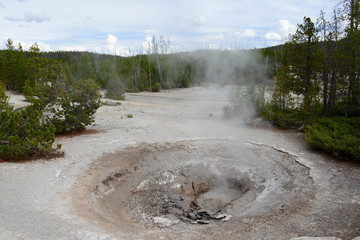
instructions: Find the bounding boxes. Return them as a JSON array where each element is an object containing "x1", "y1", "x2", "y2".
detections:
[
  {"x1": 211, "y1": 214, "x2": 227, "y2": 220},
  {"x1": 169, "y1": 208, "x2": 182, "y2": 216},
  {"x1": 221, "y1": 214, "x2": 232, "y2": 222},
  {"x1": 153, "y1": 215, "x2": 180, "y2": 227},
  {"x1": 196, "y1": 220, "x2": 210, "y2": 224},
  {"x1": 188, "y1": 212, "x2": 197, "y2": 220}
]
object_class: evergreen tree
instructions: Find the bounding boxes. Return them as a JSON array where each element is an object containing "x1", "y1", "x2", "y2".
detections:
[
  {"x1": 26, "y1": 43, "x2": 48, "y2": 87},
  {"x1": 287, "y1": 17, "x2": 321, "y2": 115},
  {"x1": 342, "y1": 0, "x2": 360, "y2": 117}
]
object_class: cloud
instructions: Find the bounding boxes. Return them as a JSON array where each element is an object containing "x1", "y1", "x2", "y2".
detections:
[
  {"x1": 207, "y1": 33, "x2": 224, "y2": 41},
  {"x1": 142, "y1": 29, "x2": 160, "y2": 36},
  {"x1": 25, "y1": 11, "x2": 50, "y2": 23},
  {"x1": 5, "y1": 39, "x2": 52, "y2": 52},
  {"x1": 105, "y1": 34, "x2": 117, "y2": 45},
  {"x1": 242, "y1": 29, "x2": 257, "y2": 38},
  {"x1": 4, "y1": 11, "x2": 50, "y2": 23},
  {"x1": 104, "y1": 34, "x2": 118, "y2": 54},
  {"x1": 264, "y1": 19, "x2": 295, "y2": 41},
  {"x1": 264, "y1": 32, "x2": 281, "y2": 41},
  {"x1": 0, "y1": 0, "x2": 333, "y2": 54},
  {"x1": 208, "y1": 43, "x2": 219, "y2": 50},
  {"x1": 230, "y1": 29, "x2": 258, "y2": 39},
  {"x1": 141, "y1": 36, "x2": 153, "y2": 50},
  {"x1": 188, "y1": 15, "x2": 206, "y2": 26},
  {"x1": 4, "y1": 15, "x2": 22, "y2": 22},
  {"x1": 278, "y1": 19, "x2": 296, "y2": 38}
]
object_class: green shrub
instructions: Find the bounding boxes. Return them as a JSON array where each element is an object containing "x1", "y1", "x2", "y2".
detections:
[
  {"x1": 105, "y1": 74, "x2": 125, "y2": 100},
  {"x1": 0, "y1": 105, "x2": 61, "y2": 161},
  {"x1": 260, "y1": 105, "x2": 305, "y2": 129},
  {"x1": 151, "y1": 82, "x2": 161, "y2": 92},
  {"x1": 305, "y1": 117, "x2": 360, "y2": 161},
  {"x1": 28, "y1": 61, "x2": 102, "y2": 134},
  {"x1": 223, "y1": 87, "x2": 260, "y2": 120},
  {"x1": 0, "y1": 81, "x2": 8, "y2": 111},
  {"x1": 45, "y1": 79, "x2": 102, "y2": 134}
]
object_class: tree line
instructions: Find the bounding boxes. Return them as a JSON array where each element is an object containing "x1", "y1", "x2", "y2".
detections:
[
  {"x1": 0, "y1": 37, "x2": 271, "y2": 98},
  {"x1": 260, "y1": 0, "x2": 360, "y2": 161},
  {"x1": 2, "y1": 0, "x2": 359, "y2": 161},
  {"x1": 0, "y1": 35, "x2": 269, "y2": 160}
]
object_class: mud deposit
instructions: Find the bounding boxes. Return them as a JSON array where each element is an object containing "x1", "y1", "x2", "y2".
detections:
[{"x1": 74, "y1": 139, "x2": 319, "y2": 239}]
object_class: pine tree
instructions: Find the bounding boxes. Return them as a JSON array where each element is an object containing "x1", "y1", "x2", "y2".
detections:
[
  {"x1": 342, "y1": 0, "x2": 360, "y2": 117},
  {"x1": 287, "y1": 17, "x2": 321, "y2": 115}
]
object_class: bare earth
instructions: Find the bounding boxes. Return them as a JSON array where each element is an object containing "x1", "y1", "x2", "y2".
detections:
[{"x1": 1, "y1": 86, "x2": 360, "y2": 240}]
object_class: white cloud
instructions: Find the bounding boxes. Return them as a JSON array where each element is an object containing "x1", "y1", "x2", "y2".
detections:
[
  {"x1": 3, "y1": 39, "x2": 53, "y2": 52},
  {"x1": 105, "y1": 34, "x2": 117, "y2": 45},
  {"x1": 229, "y1": 29, "x2": 258, "y2": 40},
  {"x1": 0, "y1": 0, "x2": 334, "y2": 54},
  {"x1": 264, "y1": 19, "x2": 295, "y2": 42},
  {"x1": 4, "y1": 10, "x2": 50, "y2": 23},
  {"x1": 104, "y1": 34, "x2": 118, "y2": 54},
  {"x1": 208, "y1": 43, "x2": 219, "y2": 50},
  {"x1": 278, "y1": 19, "x2": 296, "y2": 38},
  {"x1": 24, "y1": 11, "x2": 50, "y2": 23},
  {"x1": 60, "y1": 45, "x2": 88, "y2": 52},
  {"x1": 264, "y1": 32, "x2": 282, "y2": 41},
  {"x1": 242, "y1": 29, "x2": 257, "y2": 38},
  {"x1": 188, "y1": 15, "x2": 206, "y2": 26},
  {"x1": 141, "y1": 36, "x2": 153, "y2": 51},
  {"x1": 208, "y1": 33, "x2": 224, "y2": 41},
  {"x1": 142, "y1": 29, "x2": 160, "y2": 36}
]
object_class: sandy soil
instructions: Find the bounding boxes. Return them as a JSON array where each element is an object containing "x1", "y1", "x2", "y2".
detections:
[{"x1": 0, "y1": 86, "x2": 360, "y2": 240}]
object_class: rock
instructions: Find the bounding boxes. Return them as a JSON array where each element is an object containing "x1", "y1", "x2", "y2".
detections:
[
  {"x1": 187, "y1": 212, "x2": 197, "y2": 220},
  {"x1": 352, "y1": 238, "x2": 360, "y2": 240},
  {"x1": 211, "y1": 213, "x2": 227, "y2": 220},
  {"x1": 221, "y1": 214, "x2": 232, "y2": 222},
  {"x1": 153, "y1": 215, "x2": 180, "y2": 227},
  {"x1": 196, "y1": 220, "x2": 210, "y2": 224}
]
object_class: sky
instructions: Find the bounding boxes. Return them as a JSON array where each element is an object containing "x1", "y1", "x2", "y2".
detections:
[{"x1": 0, "y1": 0, "x2": 337, "y2": 56}]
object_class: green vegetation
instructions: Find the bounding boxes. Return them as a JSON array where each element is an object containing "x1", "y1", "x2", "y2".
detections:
[
  {"x1": 305, "y1": 117, "x2": 360, "y2": 160},
  {"x1": 0, "y1": 43, "x2": 101, "y2": 160},
  {"x1": 1, "y1": 1, "x2": 359, "y2": 161},
  {"x1": 0, "y1": 83, "x2": 61, "y2": 160},
  {"x1": 259, "y1": 0, "x2": 360, "y2": 161}
]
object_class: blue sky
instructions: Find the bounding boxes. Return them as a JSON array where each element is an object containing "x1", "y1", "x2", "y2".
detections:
[{"x1": 0, "y1": 0, "x2": 337, "y2": 55}]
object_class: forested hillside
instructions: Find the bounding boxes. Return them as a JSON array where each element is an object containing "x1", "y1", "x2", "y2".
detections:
[
  {"x1": 0, "y1": 40, "x2": 269, "y2": 98},
  {"x1": 0, "y1": 37, "x2": 270, "y2": 160},
  {"x1": 260, "y1": 0, "x2": 360, "y2": 161}
]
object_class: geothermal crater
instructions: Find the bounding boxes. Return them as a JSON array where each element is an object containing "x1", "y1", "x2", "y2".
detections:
[
  {"x1": 75, "y1": 139, "x2": 315, "y2": 238},
  {"x1": 130, "y1": 165, "x2": 255, "y2": 225}
]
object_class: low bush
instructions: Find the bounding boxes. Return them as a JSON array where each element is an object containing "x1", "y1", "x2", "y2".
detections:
[
  {"x1": 259, "y1": 104, "x2": 305, "y2": 129},
  {"x1": 0, "y1": 90, "x2": 61, "y2": 160},
  {"x1": 47, "y1": 79, "x2": 102, "y2": 134},
  {"x1": 27, "y1": 62, "x2": 102, "y2": 134},
  {"x1": 0, "y1": 61, "x2": 102, "y2": 160},
  {"x1": 305, "y1": 117, "x2": 360, "y2": 161},
  {"x1": 105, "y1": 74, "x2": 125, "y2": 100}
]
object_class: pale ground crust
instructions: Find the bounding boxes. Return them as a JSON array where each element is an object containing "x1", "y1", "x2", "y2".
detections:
[{"x1": 1, "y1": 86, "x2": 360, "y2": 240}]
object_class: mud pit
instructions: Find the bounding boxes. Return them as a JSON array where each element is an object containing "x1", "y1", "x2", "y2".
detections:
[{"x1": 74, "y1": 139, "x2": 317, "y2": 239}]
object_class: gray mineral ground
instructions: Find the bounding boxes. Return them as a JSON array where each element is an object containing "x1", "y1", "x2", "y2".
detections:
[{"x1": 1, "y1": 86, "x2": 360, "y2": 240}]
